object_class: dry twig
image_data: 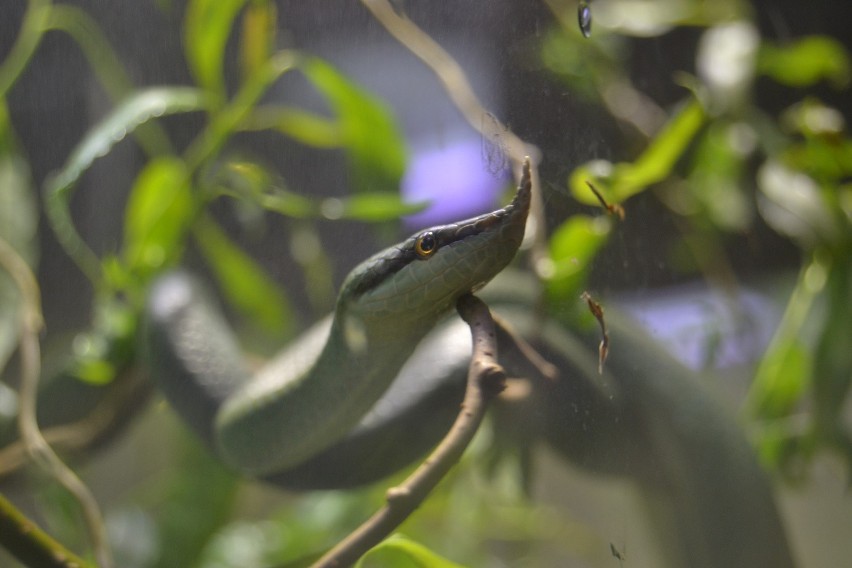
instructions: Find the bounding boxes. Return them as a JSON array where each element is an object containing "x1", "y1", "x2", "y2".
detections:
[{"x1": 312, "y1": 294, "x2": 505, "y2": 567}]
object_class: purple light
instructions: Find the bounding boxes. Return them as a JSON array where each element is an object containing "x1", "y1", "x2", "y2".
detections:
[{"x1": 401, "y1": 138, "x2": 508, "y2": 229}]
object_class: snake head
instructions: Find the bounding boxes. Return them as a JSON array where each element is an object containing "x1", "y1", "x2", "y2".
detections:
[{"x1": 341, "y1": 158, "x2": 532, "y2": 331}]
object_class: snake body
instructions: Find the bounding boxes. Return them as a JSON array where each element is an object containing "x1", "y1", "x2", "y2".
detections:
[
  {"x1": 145, "y1": 161, "x2": 530, "y2": 475},
  {"x1": 141, "y1": 159, "x2": 796, "y2": 567}
]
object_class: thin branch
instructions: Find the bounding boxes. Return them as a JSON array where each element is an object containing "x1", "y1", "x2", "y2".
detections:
[
  {"x1": 0, "y1": 492, "x2": 92, "y2": 568},
  {"x1": 0, "y1": 367, "x2": 151, "y2": 478},
  {"x1": 492, "y1": 314, "x2": 559, "y2": 382},
  {"x1": 312, "y1": 294, "x2": 506, "y2": 567},
  {"x1": 0, "y1": 237, "x2": 113, "y2": 568}
]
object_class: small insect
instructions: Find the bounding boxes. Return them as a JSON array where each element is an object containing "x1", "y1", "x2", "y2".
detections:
[
  {"x1": 581, "y1": 291, "x2": 609, "y2": 374},
  {"x1": 578, "y1": 1, "x2": 592, "y2": 38},
  {"x1": 481, "y1": 111, "x2": 510, "y2": 176},
  {"x1": 586, "y1": 181, "x2": 625, "y2": 220}
]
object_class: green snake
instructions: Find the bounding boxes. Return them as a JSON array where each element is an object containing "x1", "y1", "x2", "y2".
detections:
[
  {"x1": 139, "y1": 159, "x2": 795, "y2": 567},
  {"x1": 144, "y1": 161, "x2": 531, "y2": 476}
]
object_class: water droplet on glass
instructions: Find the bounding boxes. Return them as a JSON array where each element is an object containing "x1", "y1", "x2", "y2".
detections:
[{"x1": 578, "y1": 1, "x2": 592, "y2": 38}]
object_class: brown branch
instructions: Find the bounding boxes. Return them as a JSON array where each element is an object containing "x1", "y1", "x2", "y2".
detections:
[
  {"x1": 492, "y1": 314, "x2": 559, "y2": 382},
  {"x1": 0, "y1": 492, "x2": 93, "y2": 568},
  {"x1": 0, "y1": 237, "x2": 113, "y2": 568},
  {"x1": 0, "y1": 368, "x2": 151, "y2": 478},
  {"x1": 311, "y1": 294, "x2": 505, "y2": 567}
]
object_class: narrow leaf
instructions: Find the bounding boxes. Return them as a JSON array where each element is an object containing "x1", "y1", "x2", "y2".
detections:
[
  {"x1": 546, "y1": 214, "x2": 611, "y2": 300},
  {"x1": 239, "y1": 0, "x2": 277, "y2": 82},
  {"x1": 758, "y1": 36, "x2": 851, "y2": 88},
  {"x1": 357, "y1": 534, "x2": 467, "y2": 568},
  {"x1": 301, "y1": 58, "x2": 407, "y2": 193},
  {"x1": 571, "y1": 97, "x2": 706, "y2": 203},
  {"x1": 194, "y1": 217, "x2": 293, "y2": 336},
  {"x1": 123, "y1": 157, "x2": 194, "y2": 276},
  {"x1": 43, "y1": 87, "x2": 208, "y2": 281},
  {"x1": 184, "y1": 0, "x2": 249, "y2": 97}
]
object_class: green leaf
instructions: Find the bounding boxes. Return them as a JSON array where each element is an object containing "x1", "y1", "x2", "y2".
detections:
[
  {"x1": 194, "y1": 217, "x2": 293, "y2": 336},
  {"x1": 239, "y1": 0, "x2": 276, "y2": 82},
  {"x1": 244, "y1": 106, "x2": 342, "y2": 148},
  {"x1": 687, "y1": 122, "x2": 752, "y2": 231},
  {"x1": 570, "y1": 98, "x2": 706, "y2": 204},
  {"x1": 48, "y1": 87, "x2": 209, "y2": 198},
  {"x1": 184, "y1": 0, "x2": 249, "y2": 97},
  {"x1": 758, "y1": 36, "x2": 851, "y2": 88},
  {"x1": 44, "y1": 87, "x2": 209, "y2": 281},
  {"x1": 757, "y1": 160, "x2": 839, "y2": 246},
  {"x1": 545, "y1": 214, "x2": 611, "y2": 300},
  {"x1": 71, "y1": 299, "x2": 137, "y2": 385},
  {"x1": 357, "y1": 534, "x2": 467, "y2": 568},
  {"x1": 123, "y1": 157, "x2": 194, "y2": 276},
  {"x1": 750, "y1": 336, "x2": 811, "y2": 419},
  {"x1": 301, "y1": 58, "x2": 407, "y2": 193},
  {"x1": 186, "y1": 51, "x2": 298, "y2": 169},
  {"x1": 322, "y1": 193, "x2": 426, "y2": 222}
]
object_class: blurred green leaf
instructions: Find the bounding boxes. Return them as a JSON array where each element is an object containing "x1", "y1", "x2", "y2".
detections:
[
  {"x1": 185, "y1": 0, "x2": 249, "y2": 98},
  {"x1": 757, "y1": 160, "x2": 839, "y2": 246},
  {"x1": 545, "y1": 214, "x2": 611, "y2": 300},
  {"x1": 758, "y1": 36, "x2": 851, "y2": 88},
  {"x1": 44, "y1": 87, "x2": 208, "y2": 281},
  {"x1": 811, "y1": 257, "x2": 852, "y2": 438},
  {"x1": 239, "y1": 0, "x2": 276, "y2": 82},
  {"x1": 186, "y1": 51, "x2": 298, "y2": 169},
  {"x1": 71, "y1": 299, "x2": 137, "y2": 385},
  {"x1": 748, "y1": 259, "x2": 824, "y2": 419},
  {"x1": 323, "y1": 193, "x2": 426, "y2": 222},
  {"x1": 571, "y1": 98, "x2": 706, "y2": 203},
  {"x1": 301, "y1": 57, "x2": 407, "y2": 193},
  {"x1": 152, "y1": 429, "x2": 239, "y2": 568},
  {"x1": 195, "y1": 217, "x2": 293, "y2": 336},
  {"x1": 244, "y1": 106, "x2": 342, "y2": 148},
  {"x1": 221, "y1": 162, "x2": 424, "y2": 221},
  {"x1": 48, "y1": 87, "x2": 208, "y2": 198},
  {"x1": 687, "y1": 122, "x2": 753, "y2": 231},
  {"x1": 357, "y1": 534, "x2": 467, "y2": 568},
  {"x1": 124, "y1": 157, "x2": 194, "y2": 277},
  {"x1": 750, "y1": 336, "x2": 811, "y2": 419}
]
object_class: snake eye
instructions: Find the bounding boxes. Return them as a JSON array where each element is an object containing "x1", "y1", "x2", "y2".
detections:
[{"x1": 414, "y1": 231, "x2": 437, "y2": 258}]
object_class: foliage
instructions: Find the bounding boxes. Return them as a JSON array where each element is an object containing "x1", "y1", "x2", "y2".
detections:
[
  {"x1": 0, "y1": 0, "x2": 850, "y2": 566},
  {"x1": 543, "y1": 0, "x2": 852, "y2": 479}
]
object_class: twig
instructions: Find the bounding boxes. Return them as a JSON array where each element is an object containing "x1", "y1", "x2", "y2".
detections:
[
  {"x1": 0, "y1": 492, "x2": 92, "y2": 568},
  {"x1": 0, "y1": 237, "x2": 113, "y2": 568},
  {"x1": 312, "y1": 294, "x2": 506, "y2": 567},
  {"x1": 580, "y1": 291, "x2": 609, "y2": 374},
  {"x1": 492, "y1": 314, "x2": 559, "y2": 382},
  {"x1": 0, "y1": 367, "x2": 151, "y2": 478}
]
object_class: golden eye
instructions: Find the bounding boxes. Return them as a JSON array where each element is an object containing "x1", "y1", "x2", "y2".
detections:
[{"x1": 414, "y1": 231, "x2": 437, "y2": 258}]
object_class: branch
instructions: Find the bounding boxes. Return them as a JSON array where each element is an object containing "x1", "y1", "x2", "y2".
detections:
[
  {"x1": 0, "y1": 237, "x2": 113, "y2": 568},
  {"x1": 0, "y1": 368, "x2": 151, "y2": 479},
  {"x1": 0, "y1": 492, "x2": 92, "y2": 568},
  {"x1": 312, "y1": 294, "x2": 505, "y2": 567}
]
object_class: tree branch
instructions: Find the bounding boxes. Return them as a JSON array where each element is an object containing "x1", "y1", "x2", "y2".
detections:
[
  {"x1": 312, "y1": 294, "x2": 505, "y2": 567},
  {"x1": 0, "y1": 492, "x2": 92, "y2": 568}
]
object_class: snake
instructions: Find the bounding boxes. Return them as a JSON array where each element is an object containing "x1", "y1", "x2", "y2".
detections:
[
  {"x1": 143, "y1": 160, "x2": 532, "y2": 476},
  {"x1": 138, "y1": 155, "x2": 796, "y2": 567},
  {"x1": 0, "y1": 155, "x2": 796, "y2": 565}
]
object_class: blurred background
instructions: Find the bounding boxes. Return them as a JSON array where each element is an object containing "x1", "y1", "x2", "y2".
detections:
[{"x1": 1, "y1": 0, "x2": 851, "y2": 566}]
